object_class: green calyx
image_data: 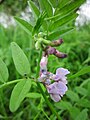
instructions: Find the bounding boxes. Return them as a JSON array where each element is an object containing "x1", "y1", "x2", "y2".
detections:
[{"x1": 34, "y1": 32, "x2": 62, "y2": 50}]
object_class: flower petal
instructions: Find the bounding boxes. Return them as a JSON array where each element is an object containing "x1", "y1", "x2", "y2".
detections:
[
  {"x1": 40, "y1": 56, "x2": 48, "y2": 70},
  {"x1": 47, "y1": 81, "x2": 68, "y2": 96},
  {"x1": 56, "y1": 68, "x2": 70, "y2": 76},
  {"x1": 50, "y1": 94, "x2": 61, "y2": 102},
  {"x1": 45, "y1": 79, "x2": 51, "y2": 85},
  {"x1": 61, "y1": 77, "x2": 68, "y2": 84},
  {"x1": 56, "y1": 81, "x2": 68, "y2": 96},
  {"x1": 47, "y1": 82, "x2": 59, "y2": 94},
  {"x1": 52, "y1": 68, "x2": 70, "y2": 81},
  {"x1": 38, "y1": 74, "x2": 47, "y2": 82}
]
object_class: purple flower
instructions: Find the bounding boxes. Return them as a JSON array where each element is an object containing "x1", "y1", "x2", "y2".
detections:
[
  {"x1": 38, "y1": 55, "x2": 70, "y2": 102},
  {"x1": 38, "y1": 72, "x2": 51, "y2": 85},
  {"x1": 40, "y1": 56, "x2": 48, "y2": 71},
  {"x1": 38, "y1": 55, "x2": 52, "y2": 85},
  {"x1": 51, "y1": 68, "x2": 70, "y2": 84},
  {"x1": 46, "y1": 81, "x2": 68, "y2": 102}
]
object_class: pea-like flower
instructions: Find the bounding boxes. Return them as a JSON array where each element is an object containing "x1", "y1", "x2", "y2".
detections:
[
  {"x1": 38, "y1": 48, "x2": 70, "y2": 102},
  {"x1": 46, "y1": 81, "x2": 67, "y2": 102},
  {"x1": 51, "y1": 68, "x2": 70, "y2": 84},
  {"x1": 38, "y1": 55, "x2": 51, "y2": 85}
]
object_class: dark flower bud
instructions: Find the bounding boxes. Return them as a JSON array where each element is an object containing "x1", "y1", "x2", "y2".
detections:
[
  {"x1": 46, "y1": 46, "x2": 56, "y2": 55},
  {"x1": 54, "y1": 50, "x2": 67, "y2": 58},
  {"x1": 51, "y1": 39, "x2": 63, "y2": 47},
  {"x1": 44, "y1": 46, "x2": 67, "y2": 58}
]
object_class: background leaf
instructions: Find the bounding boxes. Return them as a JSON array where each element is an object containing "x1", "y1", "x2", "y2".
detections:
[
  {"x1": 66, "y1": 90, "x2": 79, "y2": 102},
  {"x1": 69, "y1": 66, "x2": 90, "y2": 78},
  {"x1": 54, "y1": 101, "x2": 72, "y2": 110},
  {"x1": 75, "y1": 109, "x2": 88, "y2": 120},
  {"x1": 28, "y1": 1, "x2": 40, "y2": 19},
  {"x1": 14, "y1": 17, "x2": 33, "y2": 35},
  {"x1": 11, "y1": 42, "x2": 30, "y2": 76},
  {"x1": 77, "y1": 99, "x2": 90, "y2": 108},
  {"x1": 69, "y1": 107, "x2": 80, "y2": 120},
  {"x1": 75, "y1": 87, "x2": 88, "y2": 96},
  {"x1": 9, "y1": 79, "x2": 31, "y2": 112},
  {"x1": 0, "y1": 58, "x2": 9, "y2": 83}
]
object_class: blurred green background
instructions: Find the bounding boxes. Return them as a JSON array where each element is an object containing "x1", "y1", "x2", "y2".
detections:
[{"x1": 0, "y1": 0, "x2": 90, "y2": 120}]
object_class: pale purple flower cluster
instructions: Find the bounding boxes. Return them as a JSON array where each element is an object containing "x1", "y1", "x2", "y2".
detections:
[{"x1": 38, "y1": 56, "x2": 70, "y2": 102}]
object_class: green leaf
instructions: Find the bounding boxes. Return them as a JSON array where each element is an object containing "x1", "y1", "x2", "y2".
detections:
[
  {"x1": 38, "y1": 0, "x2": 53, "y2": 17},
  {"x1": 77, "y1": 99, "x2": 90, "y2": 108},
  {"x1": 75, "y1": 109, "x2": 88, "y2": 120},
  {"x1": 69, "y1": 107, "x2": 80, "y2": 120},
  {"x1": 48, "y1": 27, "x2": 74, "y2": 40},
  {"x1": 83, "y1": 57, "x2": 90, "y2": 64},
  {"x1": 47, "y1": 0, "x2": 85, "y2": 22},
  {"x1": 61, "y1": 0, "x2": 85, "y2": 14},
  {"x1": 80, "y1": 78, "x2": 90, "y2": 87},
  {"x1": 69, "y1": 66, "x2": 90, "y2": 78},
  {"x1": 14, "y1": 17, "x2": 33, "y2": 35},
  {"x1": 11, "y1": 42, "x2": 30, "y2": 76},
  {"x1": 54, "y1": 0, "x2": 85, "y2": 19},
  {"x1": 49, "y1": 0, "x2": 59, "y2": 8},
  {"x1": 9, "y1": 79, "x2": 31, "y2": 112},
  {"x1": 57, "y1": 0, "x2": 72, "y2": 10},
  {"x1": 54, "y1": 0, "x2": 72, "y2": 15},
  {"x1": 0, "y1": 58, "x2": 9, "y2": 83},
  {"x1": 28, "y1": 1, "x2": 40, "y2": 19},
  {"x1": 49, "y1": 12, "x2": 77, "y2": 31},
  {"x1": 75, "y1": 87, "x2": 88, "y2": 96},
  {"x1": 26, "y1": 93, "x2": 41, "y2": 98},
  {"x1": 54, "y1": 101, "x2": 72, "y2": 110},
  {"x1": 38, "y1": 0, "x2": 45, "y2": 11},
  {"x1": 66, "y1": 90, "x2": 79, "y2": 102},
  {"x1": 32, "y1": 12, "x2": 46, "y2": 35},
  {"x1": 38, "y1": 0, "x2": 49, "y2": 31},
  {"x1": 87, "y1": 82, "x2": 90, "y2": 96}
]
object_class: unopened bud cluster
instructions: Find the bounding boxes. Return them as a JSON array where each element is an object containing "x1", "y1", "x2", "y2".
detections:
[{"x1": 34, "y1": 33, "x2": 67, "y2": 59}]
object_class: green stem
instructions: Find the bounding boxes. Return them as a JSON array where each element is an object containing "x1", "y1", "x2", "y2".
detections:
[
  {"x1": 36, "y1": 49, "x2": 42, "y2": 78},
  {"x1": 0, "y1": 90, "x2": 7, "y2": 117},
  {"x1": 42, "y1": 109, "x2": 50, "y2": 120},
  {"x1": 34, "y1": 111, "x2": 41, "y2": 120},
  {"x1": 36, "y1": 49, "x2": 62, "y2": 120},
  {"x1": 0, "y1": 79, "x2": 23, "y2": 89}
]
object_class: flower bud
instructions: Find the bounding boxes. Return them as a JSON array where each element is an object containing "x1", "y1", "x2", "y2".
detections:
[
  {"x1": 54, "y1": 50, "x2": 67, "y2": 58},
  {"x1": 51, "y1": 39, "x2": 63, "y2": 47},
  {"x1": 45, "y1": 46, "x2": 67, "y2": 58},
  {"x1": 35, "y1": 41, "x2": 41, "y2": 50},
  {"x1": 45, "y1": 46, "x2": 56, "y2": 55}
]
